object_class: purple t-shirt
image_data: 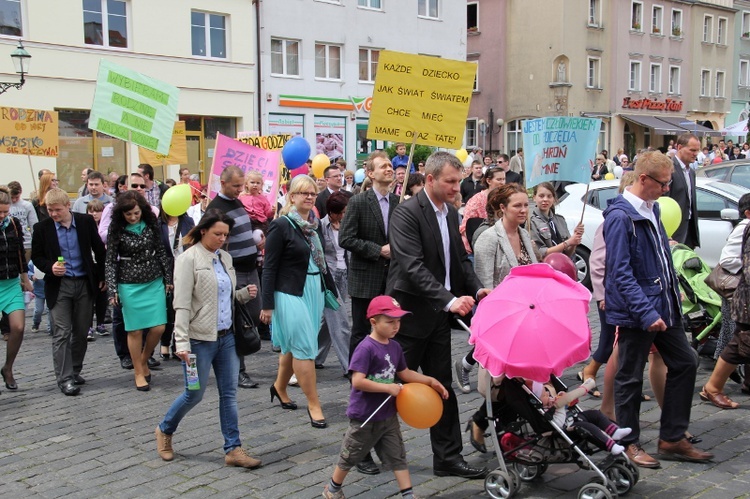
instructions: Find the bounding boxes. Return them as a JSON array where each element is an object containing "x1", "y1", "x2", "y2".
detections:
[{"x1": 347, "y1": 336, "x2": 408, "y2": 422}]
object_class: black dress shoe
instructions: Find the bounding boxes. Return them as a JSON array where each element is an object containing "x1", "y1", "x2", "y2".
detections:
[
  {"x1": 120, "y1": 358, "x2": 134, "y2": 370},
  {"x1": 433, "y1": 460, "x2": 489, "y2": 479},
  {"x1": 355, "y1": 453, "x2": 381, "y2": 475},
  {"x1": 59, "y1": 380, "x2": 80, "y2": 396},
  {"x1": 270, "y1": 384, "x2": 298, "y2": 410},
  {"x1": 315, "y1": 364, "x2": 325, "y2": 369},
  {"x1": 306, "y1": 409, "x2": 327, "y2": 429},
  {"x1": 147, "y1": 357, "x2": 162, "y2": 369},
  {"x1": 238, "y1": 372, "x2": 259, "y2": 389},
  {"x1": 73, "y1": 374, "x2": 86, "y2": 385}
]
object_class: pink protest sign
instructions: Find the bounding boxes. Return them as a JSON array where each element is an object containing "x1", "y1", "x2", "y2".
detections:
[{"x1": 208, "y1": 132, "x2": 281, "y2": 207}]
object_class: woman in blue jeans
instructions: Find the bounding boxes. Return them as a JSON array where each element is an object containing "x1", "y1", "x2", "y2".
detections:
[{"x1": 155, "y1": 210, "x2": 260, "y2": 468}]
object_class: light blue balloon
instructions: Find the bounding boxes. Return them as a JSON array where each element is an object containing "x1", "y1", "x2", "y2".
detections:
[{"x1": 354, "y1": 168, "x2": 366, "y2": 184}]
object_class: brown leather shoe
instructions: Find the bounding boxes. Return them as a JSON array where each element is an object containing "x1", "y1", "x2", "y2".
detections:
[
  {"x1": 625, "y1": 443, "x2": 660, "y2": 468},
  {"x1": 657, "y1": 438, "x2": 714, "y2": 463},
  {"x1": 225, "y1": 447, "x2": 261, "y2": 469},
  {"x1": 700, "y1": 386, "x2": 739, "y2": 409}
]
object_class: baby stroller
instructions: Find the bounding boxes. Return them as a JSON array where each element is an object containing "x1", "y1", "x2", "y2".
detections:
[
  {"x1": 670, "y1": 243, "x2": 722, "y2": 355},
  {"x1": 479, "y1": 372, "x2": 638, "y2": 499}
]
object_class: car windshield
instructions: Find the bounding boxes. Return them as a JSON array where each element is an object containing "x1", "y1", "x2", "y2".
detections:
[{"x1": 706, "y1": 180, "x2": 750, "y2": 199}]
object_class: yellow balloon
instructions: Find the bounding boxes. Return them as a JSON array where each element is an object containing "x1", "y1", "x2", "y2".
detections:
[
  {"x1": 161, "y1": 183, "x2": 192, "y2": 216},
  {"x1": 311, "y1": 154, "x2": 330, "y2": 178},
  {"x1": 455, "y1": 148, "x2": 469, "y2": 163},
  {"x1": 658, "y1": 196, "x2": 682, "y2": 237},
  {"x1": 604, "y1": 173, "x2": 615, "y2": 180}
]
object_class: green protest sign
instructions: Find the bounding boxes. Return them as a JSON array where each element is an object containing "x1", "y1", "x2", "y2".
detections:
[{"x1": 89, "y1": 60, "x2": 179, "y2": 154}]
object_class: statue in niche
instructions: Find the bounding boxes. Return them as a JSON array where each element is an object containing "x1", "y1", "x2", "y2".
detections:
[{"x1": 557, "y1": 61, "x2": 566, "y2": 82}]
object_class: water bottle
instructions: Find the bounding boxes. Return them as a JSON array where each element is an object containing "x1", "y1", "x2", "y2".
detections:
[{"x1": 186, "y1": 353, "x2": 200, "y2": 391}]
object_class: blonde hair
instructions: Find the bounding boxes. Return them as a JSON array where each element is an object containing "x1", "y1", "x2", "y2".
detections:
[
  {"x1": 280, "y1": 175, "x2": 317, "y2": 216},
  {"x1": 45, "y1": 188, "x2": 70, "y2": 207},
  {"x1": 38, "y1": 172, "x2": 55, "y2": 206},
  {"x1": 245, "y1": 170, "x2": 263, "y2": 182},
  {"x1": 619, "y1": 172, "x2": 637, "y2": 193},
  {"x1": 0, "y1": 185, "x2": 10, "y2": 205}
]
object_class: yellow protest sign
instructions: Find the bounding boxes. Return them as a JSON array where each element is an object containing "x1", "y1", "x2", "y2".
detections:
[
  {"x1": 237, "y1": 134, "x2": 291, "y2": 150},
  {"x1": 0, "y1": 107, "x2": 59, "y2": 157},
  {"x1": 367, "y1": 51, "x2": 476, "y2": 149},
  {"x1": 137, "y1": 121, "x2": 187, "y2": 165}
]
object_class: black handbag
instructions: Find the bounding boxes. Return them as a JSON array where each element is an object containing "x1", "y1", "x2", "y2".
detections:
[{"x1": 233, "y1": 300, "x2": 261, "y2": 356}]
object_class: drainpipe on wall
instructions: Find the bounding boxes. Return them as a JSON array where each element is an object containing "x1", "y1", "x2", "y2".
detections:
[{"x1": 254, "y1": 0, "x2": 263, "y2": 134}]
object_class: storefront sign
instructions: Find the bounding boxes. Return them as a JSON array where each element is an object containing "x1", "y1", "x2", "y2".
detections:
[
  {"x1": 314, "y1": 116, "x2": 345, "y2": 162},
  {"x1": 367, "y1": 50, "x2": 476, "y2": 149},
  {"x1": 621, "y1": 97, "x2": 683, "y2": 112},
  {"x1": 208, "y1": 133, "x2": 280, "y2": 208},
  {"x1": 278, "y1": 95, "x2": 372, "y2": 114},
  {"x1": 137, "y1": 121, "x2": 187, "y2": 165},
  {"x1": 522, "y1": 117, "x2": 602, "y2": 187},
  {"x1": 269, "y1": 113, "x2": 304, "y2": 137},
  {"x1": 90, "y1": 59, "x2": 180, "y2": 154},
  {"x1": 0, "y1": 107, "x2": 59, "y2": 157}
]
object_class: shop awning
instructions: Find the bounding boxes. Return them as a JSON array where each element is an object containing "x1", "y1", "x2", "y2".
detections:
[
  {"x1": 619, "y1": 114, "x2": 685, "y2": 135},
  {"x1": 656, "y1": 116, "x2": 722, "y2": 137}
]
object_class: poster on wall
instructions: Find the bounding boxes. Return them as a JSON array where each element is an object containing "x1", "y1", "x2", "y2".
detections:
[
  {"x1": 268, "y1": 113, "x2": 304, "y2": 137},
  {"x1": 314, "y1": 116, "x2": 345, "y2": 163}
]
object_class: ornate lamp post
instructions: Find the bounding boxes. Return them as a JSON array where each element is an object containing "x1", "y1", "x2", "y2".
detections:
[{"x1": 0, "y1": 41, "x2": 31, "y2": 95}]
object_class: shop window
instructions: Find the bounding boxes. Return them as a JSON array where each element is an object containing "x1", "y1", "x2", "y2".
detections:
[
  {"x1": 191, "y1": 11, "x2": 227, "y2": 58},
  {"x1": 83, "y1": 0, "x2": 128, "y2": 48},
  {"x1": 0, "y1": 0, "x2": 22, "y2": 36}
]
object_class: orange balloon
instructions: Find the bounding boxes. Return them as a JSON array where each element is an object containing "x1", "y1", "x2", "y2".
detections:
[
  {"x1": 396, "y1": 383, "x2": 443, "y2": 429},
  {"x1": 311, "y1": 154, "x2": 330, "y2": 178}
]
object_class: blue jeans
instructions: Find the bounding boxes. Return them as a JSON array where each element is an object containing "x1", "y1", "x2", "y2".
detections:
[{"x1": 159, "y1": 334, "x2": 241, "y2": 453}]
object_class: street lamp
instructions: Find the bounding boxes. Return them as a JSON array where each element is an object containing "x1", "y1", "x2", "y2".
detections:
[
  {"x1": 484, "y1": 108, "x2": 504, "y2": 155},
  {"x1": 0, "y1": 41, "x2": 31, "y2": 95}
]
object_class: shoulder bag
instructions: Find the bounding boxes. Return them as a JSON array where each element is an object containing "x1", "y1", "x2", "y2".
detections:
[
  {"x1": 704, "y1": 264, "x2": 740, "y2": 300},
  {"x1": 233, "y1": 300, "x2": 261, "y2": 355}
]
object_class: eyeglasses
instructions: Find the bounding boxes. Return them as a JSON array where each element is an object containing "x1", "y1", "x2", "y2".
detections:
[
  {"x1": 296, "y1": 191, "x2": 318, "y2": 198},
  {"x1": 131, "y1": 183, "x2": 147, "y2": 189},
  {"x1": 51, "y1": 178, "x2": 59, "y2": 182},
  {"x1": 644, "y1": 174, "x2": 672, "y2": 189}
]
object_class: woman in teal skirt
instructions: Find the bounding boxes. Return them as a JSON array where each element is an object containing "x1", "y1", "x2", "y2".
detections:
[
  {"x1": 105, "y1": 191, "x2": 173, "y2": 391},
  {"x1": 260, "y1": 175, "x2": 336, "y2": 428},
  {"x1": 0, "y1": 186, "x2": 33, "y2": 392}
]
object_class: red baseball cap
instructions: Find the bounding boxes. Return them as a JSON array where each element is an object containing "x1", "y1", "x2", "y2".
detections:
[{"x1": 367, "y1": 295, "x2": 411, "y2": 319}]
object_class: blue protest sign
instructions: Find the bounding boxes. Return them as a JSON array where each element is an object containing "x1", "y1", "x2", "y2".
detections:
[{"x1": 522, "y1": 117, "x2": 602, "y2": 188}]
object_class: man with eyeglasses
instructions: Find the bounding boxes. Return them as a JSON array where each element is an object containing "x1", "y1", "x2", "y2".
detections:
[
  {"x1": 495, "y1": 154, "x2": 522, "y2": 185},
  {"x1": 602, "y1": 150, "x2": 712, "y2": 469},
  {"x1": 667, "y1": 133, "x2": 700, "y2": 249},
  {"x1": 315, "y1": 165, "x2": 352, "y2": 218}
]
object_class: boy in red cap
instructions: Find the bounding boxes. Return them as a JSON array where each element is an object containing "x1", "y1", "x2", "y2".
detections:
[{"x1": 323, "y1": 295, "x2": 448, "y2": 499}]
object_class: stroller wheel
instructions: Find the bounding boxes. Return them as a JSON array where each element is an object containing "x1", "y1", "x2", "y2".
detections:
[
  {"x1": 615, "y1": 456, "x2": 640, "y2": 486},
  {"x1": 508, "y1": 467, "x2": 522, "y2": 490},
  {"x1": 604, "y1": 463, "x2": 635, "y2": 495},
  {"x1": 578, "y1": 482, "x2": 614, "y2": 499},
  {"x1": 484, "y1": 470, "x2": 517, "y2": 499},
  {"x1": 513, "y1": 461, "x2": 548, "y2": 482}
]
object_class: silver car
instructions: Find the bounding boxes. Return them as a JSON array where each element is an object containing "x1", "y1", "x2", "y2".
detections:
[{"x1": 556, "y1": 178, "x2": 749, "y2": 288}]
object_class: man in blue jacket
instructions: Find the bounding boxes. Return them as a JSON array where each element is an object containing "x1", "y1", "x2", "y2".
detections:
[{"x1": 603, "y1": 150, "x2": 713, "y2": 468}]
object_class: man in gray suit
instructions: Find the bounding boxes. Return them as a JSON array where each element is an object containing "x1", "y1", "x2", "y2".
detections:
[
  {"x1": 338, "y1": 150, "x2": 399, "y2": 475},
  {"x1": 668, "y1": 133, "x2": 700, "y2": 249}
]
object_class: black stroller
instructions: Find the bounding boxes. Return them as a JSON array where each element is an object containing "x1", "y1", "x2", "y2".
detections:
[{"x1": 481, "y1": 375, "x2": 638, "y2": 499}]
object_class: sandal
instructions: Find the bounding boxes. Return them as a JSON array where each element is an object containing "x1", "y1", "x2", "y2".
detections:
[
  {"x1": 641, "y1": 393, "x2": 651, "y2": 402},
  {"x1": 699, "y1": 385, "x2": 739, "y2": 409},
  {"x1": 577, "y1": 371, "x2": 601, "y2": 398}
]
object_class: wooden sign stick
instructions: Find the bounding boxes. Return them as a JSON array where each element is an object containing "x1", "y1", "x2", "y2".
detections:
[{"x1": 399, "y1": 132, "x2": 419, "y2": 204}]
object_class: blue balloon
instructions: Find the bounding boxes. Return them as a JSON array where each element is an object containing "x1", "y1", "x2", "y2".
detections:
[
  {"x1": 282, "y1": 136, "x2": 311, "y2": 169},
  {"x1": 354, "y1": 168, "x2": 366, "y2": 184}
]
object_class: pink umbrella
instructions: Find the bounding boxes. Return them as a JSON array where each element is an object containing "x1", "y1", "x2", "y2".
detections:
[{"x1": 469, "y1": 263, "x2": 592, "y2": 382}]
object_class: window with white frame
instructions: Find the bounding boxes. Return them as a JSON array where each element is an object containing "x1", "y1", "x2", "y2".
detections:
[
  {"x1": 718, "y1": 17, "x2": 727, "y2": 45},
  {"x1": 652, "y1": 5, "x2": 663, "y2": 34},
  {"x1": 715, "y1": 71, "x2": 725, "y2": 97},
  {"x1": 0, "y1": 0, "x2": 22, "y2": 37},
  {"x1": 84, "y1": 0, "x2": 128, "y2": 48},
  {"x1": 671, "y1": 8, "x2": 682, "y2": 37},
  {"x1": 418, "y1": 0, "x2": 439, "y2": 19},
  {"x1": 588, "y1": 0, "x2": 600, "y2": 26},
  {"x1": 631, "y1": 1, "x2": 643, "y2": 30},
  {"x1": 668, "y1": 65, "x2": 680, "y2": 94},
  {"x1": 467, "y1": 3, "x2": 478, "y2": 30},
  {"x1": 465, "y1": 119, "x2": 477, "y2": 148},
  {"x1": 743, "y1": 12, "x2": 750, "y2": 38},
  {"x1": 587, "y1": 57, "x2": 601, "y2": 88},
  {"x1": 271, "y1": 38, "x2": 300, "y2": 76},
  {"x1": 358, "y1": 0, "x2": 382, "y2": 8},
  {"x1": 191, "y1": 11, "x2": 226, "y2": 58},
  {"x1": 740, "y1": 60, "x2": 750, "y2": 87},
  {"x1": 649, "y1": 63, "x2": 661, "y2": 93},
  {"x1": 700, "y1": 70, "x2": 710, "y2": 96},
  {"x1": 506, "y1": 120, "x2": 524, "y2": 156},
  {"x1": 629, "y1": 61, "x2": 642, "y2": 91},
  {"x1": 359, "y1": 48, "x2": 379, "y2": 82},
  {"x1": 703, "y1": 15, "x2": 713, "y2": 43},
  {"x1": 315, "y1": 43, "x2": 341, "y2": 80}
]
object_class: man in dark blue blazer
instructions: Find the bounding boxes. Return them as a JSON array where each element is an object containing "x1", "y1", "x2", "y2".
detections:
[
  {"x1": 386, "y1": 151, "x2": 491, "y2": 479},
  {"x1": 31, "y1": 188, "x2": 106, "y2": 396}
]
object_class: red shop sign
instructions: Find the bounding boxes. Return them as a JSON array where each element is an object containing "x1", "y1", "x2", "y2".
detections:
[{"x1": 621, "y1": 97, "x2": 683, "y2": 112}]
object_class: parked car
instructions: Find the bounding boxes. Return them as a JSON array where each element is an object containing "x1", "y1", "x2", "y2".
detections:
[
  {"x1": 697, "y1": 159, "x2": 750, "y2": 189},
  {"x1": 556, "y1": 178, "x2": 749, "y2": 289}
]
